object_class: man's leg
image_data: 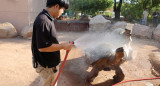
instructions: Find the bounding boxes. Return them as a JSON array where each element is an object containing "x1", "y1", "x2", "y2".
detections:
[
  {"x1": 153, "y1": 19, "x2": 155, "y2": 27},
  {"x1": 142, "y1": 19, "x2": 145, "y2": 25},
  {"x1": 156, "y1": 19, "x2": 159, "y2": 27},
  {"x1": 36, "y1": 64, "x2": 59, "y2": 86},
  {"x1": 153, "y1": 18, "x2": 156, "y2": 27},
  {"x1": 50, "y1": 66, "x2": 59, "y2": 86},
  {"x1": 145, "y1": 18, "x2": 147, "y2": 25},
  {"x1": 144, "y1": 18, "x2": 147, "y2": 25}
]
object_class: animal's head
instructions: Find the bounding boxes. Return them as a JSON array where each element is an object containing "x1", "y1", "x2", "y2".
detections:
[{"x1": 115, "y1": 47, "x2": 124, "y2": 61}]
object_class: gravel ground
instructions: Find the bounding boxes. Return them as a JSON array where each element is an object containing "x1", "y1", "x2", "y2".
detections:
[{"x1": 0, "y1": 32, "x2": 160, "y2": 86}]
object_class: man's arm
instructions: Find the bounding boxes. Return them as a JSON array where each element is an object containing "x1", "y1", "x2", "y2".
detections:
[{"x1": 39, "y1": 43, "x2": 72, "y2": 52}]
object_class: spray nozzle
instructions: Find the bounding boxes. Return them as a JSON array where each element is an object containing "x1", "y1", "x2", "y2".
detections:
[
  {"x1": 66, "y1": 41, "x2": 74, "y2": 53},
  {"x1": 69, "y1": 41, "x2": 74, "y2": 45}
]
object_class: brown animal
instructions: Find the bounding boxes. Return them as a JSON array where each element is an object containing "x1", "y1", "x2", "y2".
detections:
[{"x1": 86, "y1": 47, "x2": 125, "y2": 85}]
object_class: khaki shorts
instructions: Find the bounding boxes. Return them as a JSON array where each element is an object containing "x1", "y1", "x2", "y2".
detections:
[{"x1": 36, "y1": 64, "x2": 59, "y2": 86}]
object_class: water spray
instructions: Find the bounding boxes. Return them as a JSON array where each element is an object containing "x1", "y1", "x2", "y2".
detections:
[
  {"x1": 52, "y1": 28, "x2": 133, "y2": 86},
  {"x1": 76, "y1": 29, "x2": 134, "y2": 61},
  {"x1": 53, "y1": 41, "x2": 74, "y2": 86}
]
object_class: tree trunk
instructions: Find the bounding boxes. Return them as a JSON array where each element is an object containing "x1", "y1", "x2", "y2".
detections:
[
  {"x1": 114, "y1": 0, "x2": 122, "y2": 20},
  {"x1": 115, "y1": 10, "x2": 120, "y2": 19}
]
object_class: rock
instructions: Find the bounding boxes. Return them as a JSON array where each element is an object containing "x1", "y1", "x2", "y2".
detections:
[
  {"x1": 79, "y1": 15, "x2": 90, "y2": 22},
  {"x1": 132, "y1": 23, "x2": 153, "y2": 39},
  {"x1": 149, "y1": 53, "x2": 160, "y2": 77},
  {"x1": 111, "y1": 21, "x2": 127, "y2": 30},
  {"x1": 144, "y1": 82, "x2": 154, "y2": 86},
  {"x1": 126, "y1": 23, "x2": 134, "y2": 31},
  {"x1": 20, "y1": 24, "x2": 33, "y2": 39},
  {"x1": 153, "y1": 24, "x2": 160, "y2": 42},
  {"x1": 89, "y1": 15, "x2": 111, "y2": 32},
  {"x1": 0, "y1": 22, "x2": 17, "y2": 38}
]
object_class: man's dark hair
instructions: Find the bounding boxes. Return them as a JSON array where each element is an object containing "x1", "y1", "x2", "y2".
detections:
[{"x1": 46, "y1": 0, "x2": 69, "y2": 9}]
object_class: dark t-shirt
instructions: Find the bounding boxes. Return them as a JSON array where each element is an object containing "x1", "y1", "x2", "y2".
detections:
[
  {"x1": 153, "y1": 12, "x2": 159, "y2": 19},
  {"x1": 31, "y1": 9, "x2": 60, "y2": 68}
]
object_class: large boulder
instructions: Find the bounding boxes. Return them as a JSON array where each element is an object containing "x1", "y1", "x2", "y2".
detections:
[
  {"x1": 20, "y1": 24, "x2": 33, "y2": 39},
  {"x1": 89, "y1": 15, "x2": 111, "y2": 32},
  {"x1": 153, "y1": 24, "x2": 160, "y2": 42},
  {"x1": 132, "y1": 23, "x2": 153, "y2": 39},
  {"x1": 0, "y1": 22, "x2": 17, "y2": 38},
  {"x1": 111, "y1": 21, "x2": 127, "y2": 30}
]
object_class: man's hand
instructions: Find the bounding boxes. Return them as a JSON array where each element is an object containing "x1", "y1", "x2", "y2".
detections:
[{"x1": 62, "y1": 43, "x2": 73, "y2": 51}]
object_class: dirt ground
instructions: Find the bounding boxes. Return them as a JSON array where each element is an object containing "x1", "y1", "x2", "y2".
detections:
[{"x1": 0, "y1": 32, "x2": 160, "y2": 86}]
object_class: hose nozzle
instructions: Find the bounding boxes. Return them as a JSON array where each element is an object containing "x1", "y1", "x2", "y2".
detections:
[
  {"x1": 69, "y1": 41, "x2": 74, "y2": 45},
  {"x1": 66, "y1": 41, "x2": 74, "y2": 53}
]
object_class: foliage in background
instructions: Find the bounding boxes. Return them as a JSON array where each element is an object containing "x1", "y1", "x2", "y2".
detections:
[
  {"x1": 68, "y1": 0, "x2": 160, "y2": 21},
  {"x1": 69, "y1": 0, "x2": 113, "y2": 16},
  {"x1": 121, "y1": 0, "x2": 160, "y2": 21}
]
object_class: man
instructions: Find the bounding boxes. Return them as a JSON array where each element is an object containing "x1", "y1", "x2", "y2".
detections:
[
  {"x1": 142, "y1": 8, "x2": 148, "y2": 25},
  {"x1": 86, "y1": 47, "x2": 125, "y2": 85},
  {"x1": 152, "y1": 9, "x2": 159, "y2": 27},
  {"x1": 31, "y1": 0, "x2": 73, "y2": 86}
]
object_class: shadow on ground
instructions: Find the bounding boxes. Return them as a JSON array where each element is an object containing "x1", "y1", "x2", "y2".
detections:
[
  {"x1": 30, "y1": 56, "x2": 117, "y2": 86},
  {"x1": 29, "y1": 76, "x2": 40, "y2": 86},
  {"x1": 93, "y1": 79, "x2": 115, "y2": 86}
]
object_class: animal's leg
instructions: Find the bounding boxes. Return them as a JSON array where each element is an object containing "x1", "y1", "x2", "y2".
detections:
[
  {"x1": 86, "y1": 67, "x2": 99, "y2": 84},
  {"x1": 113, "y1": 66, "x2": 125, "y2": 83}
]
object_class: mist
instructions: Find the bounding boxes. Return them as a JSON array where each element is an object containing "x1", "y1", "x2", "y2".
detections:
[{"x1": 74, "y1": 28, "x2": 132, "y2": 63}]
